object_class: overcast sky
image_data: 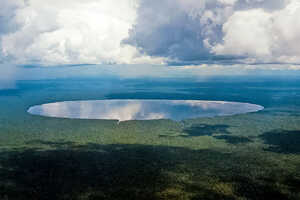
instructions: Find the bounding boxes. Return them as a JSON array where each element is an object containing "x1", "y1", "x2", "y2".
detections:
[{"x1": 1, "y1": 0, "x2": 300, "y2": 67}]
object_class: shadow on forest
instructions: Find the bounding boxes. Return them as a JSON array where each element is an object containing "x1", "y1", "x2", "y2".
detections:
[
  {"x1": 0, "y1": 142, "x2": 299, "y2": 200},
  {"x1": 160, "y1": 124, "x2": 253, "y2": 145},
  {"x1": 26, "y1": 140, "x2": 76, "y2": 148},
  {"x1": 213, "y1": 135, "x2": 252, "y2": 144},
  {"x1": 182, "y1": 124, "x2": 231, "y2": 137},
  {"x1": 260, "y1": 130, "x2": 300, "y2": 154}
]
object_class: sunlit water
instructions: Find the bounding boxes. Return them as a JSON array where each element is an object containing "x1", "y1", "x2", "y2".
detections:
[{"x1": 27, "y1": 100, "x2": 264, "y2": 122}]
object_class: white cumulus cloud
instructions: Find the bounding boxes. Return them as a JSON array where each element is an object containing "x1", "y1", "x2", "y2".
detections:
[
  {"x1": 0, "y1": 0, "x2": 300, "y2": 66},
  {"x1": 0, "y1": 0, "x2": 165, "y2": 65},
  {"x1": 212, "y1": 0, "x2": 300, "y2": 63}
]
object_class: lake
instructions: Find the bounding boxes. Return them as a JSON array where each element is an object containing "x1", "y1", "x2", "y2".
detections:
[{"x1": 28, "y1": 100, "x2": 264, "y2": 122}]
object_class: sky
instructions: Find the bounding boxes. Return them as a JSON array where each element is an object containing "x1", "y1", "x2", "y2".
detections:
[{"x1": 1, "y1": 0, "x2": 300, "y2": 85}]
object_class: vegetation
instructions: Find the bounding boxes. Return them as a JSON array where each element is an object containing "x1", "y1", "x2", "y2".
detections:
[{"x1": 1, "y1": 79, "x2": 300, "y2": 199}]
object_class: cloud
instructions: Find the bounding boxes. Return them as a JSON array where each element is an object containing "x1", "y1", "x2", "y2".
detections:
[
  {"x1": 0, "y1": 1, "x2": 25, "y2": 34},
  {"x1": 0, "y1": 0, "x2": 300, "y2": 65},
  {"x1": 213, "y1": 0, "x2": 300, "y2": 63},
  {"x1": 212, "y1": 9, "x2": 273, "y2": 58},
  {"x1": 0, "y1": 63, "x2": 18, "y2": 89},
  {"x1": 124, "y1": 0, "x2": 226, "y2": 63},
  {"x1": 125, "y1": 0, "x2": 300, "y2": 64},
  {"x1": 0, "y1": 0, "x2": 165, "y2": 65}
]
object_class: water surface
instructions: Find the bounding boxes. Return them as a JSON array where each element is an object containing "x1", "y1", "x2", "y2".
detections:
[{"x1": 28, "y1": 100, "x2": 264, "y2": 122}]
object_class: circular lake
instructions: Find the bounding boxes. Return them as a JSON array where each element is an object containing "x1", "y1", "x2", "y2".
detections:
[{"x1": 27, "y1": 100, "x2": 264, "y2": 122}]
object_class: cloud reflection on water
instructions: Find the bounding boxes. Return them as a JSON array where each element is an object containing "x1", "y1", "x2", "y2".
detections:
[{"x1": 27, "y1": 100, "x2": 264, "y2": 122}]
